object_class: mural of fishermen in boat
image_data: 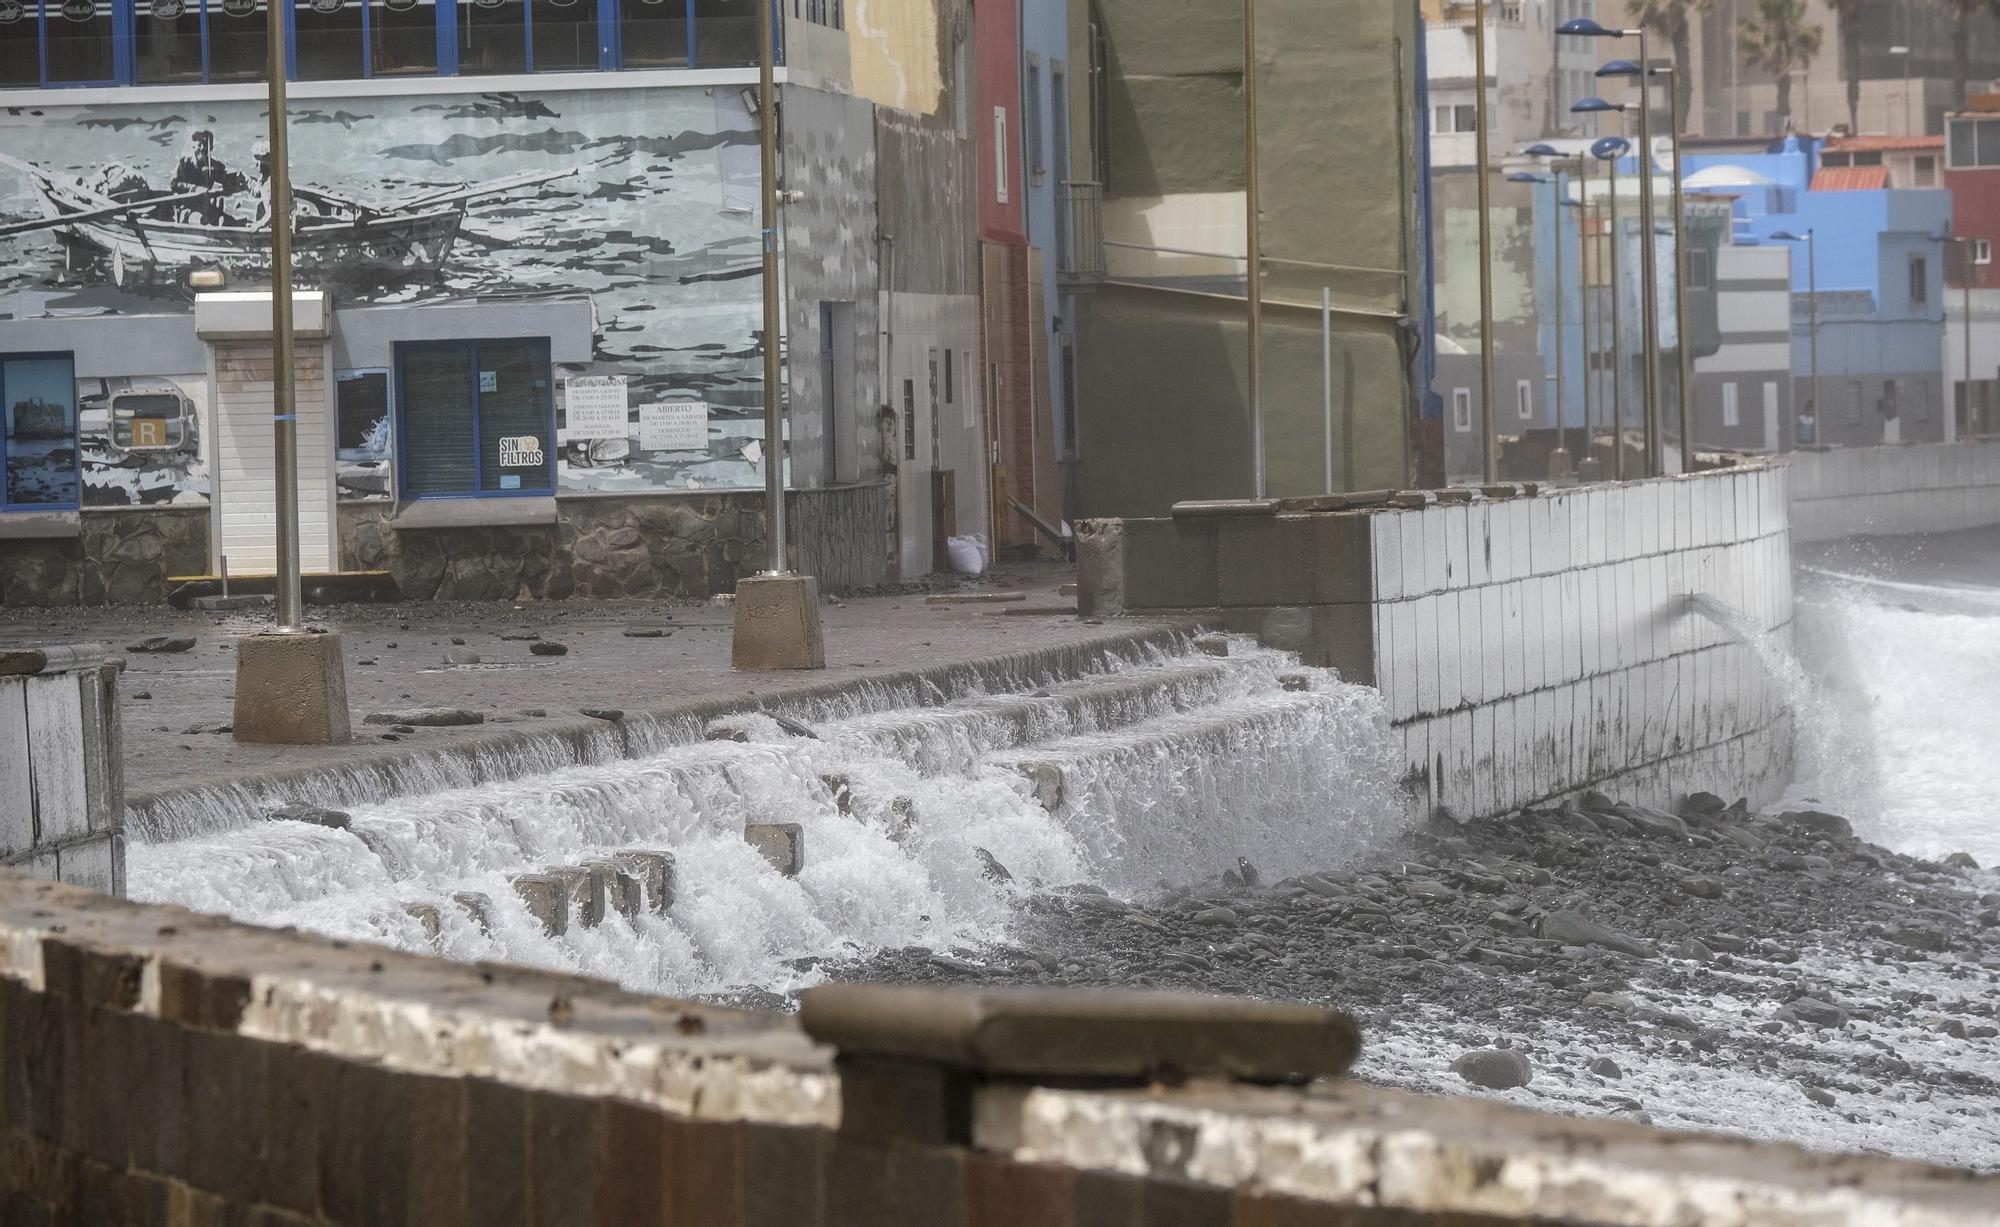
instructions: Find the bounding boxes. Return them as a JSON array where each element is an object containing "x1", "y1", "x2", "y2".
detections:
[
  {"x1": 76, "y1": 375, "x2": 210, "y2": 507},
  {"x1": 0, "y1": 87, "x2": 771, "y2": 490}
]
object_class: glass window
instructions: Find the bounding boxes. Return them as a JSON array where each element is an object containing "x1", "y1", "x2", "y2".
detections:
[
  {"x1": 0, "y1": 0, "x2": 38, "y2": 87},
  {"x1": 134, "y1": 0, "x2": 206, "y2": 83},
  {"x1": 1976, "y1": 239, "x2": 1993, "y2": 265},
  {"x1": 1821, "y1": 152, "x2": 1850, "y2": 167},
  {"x1": 1910, "y1": 255, "x2": 1928, "y2": 305},
  {"x1": 531, "y1": 0, "x2": 595, "y2": 71},
  {"x1": 1453, "y1": 104, "x2": 1476, "y2": 133},
  {"x1": 335, "y1": 369, "x2": 393, "y2": 500},
  {"x1": 690, "y1": 0, "x2": 753, "y2": 66},
  {"x1": 1846, "y1": 380, "x2": 1863, "y2": 425},
  {"x1": 1722, "y1": 382, "x2": 1739, "y2": 428},
  {"x1": 1913, "y1": 155, "x2": 1937, "y2": 187},
  {"x1": 397, "y1": 340, "x2": 552, "y2": 498},
  {"x1": 372, "y1": 0, "x2": 439, "y2": 75},
  {"x1": 1978, "y1": 118, "x2": 2000, "y2": 168},
  {"x1": 2, "y1": 355, "x2": 81, "y2": 510},
  {"x1": 1452, "y1": 387, "x2": 1472, "y2": 432},
  {"x1": 620, "y1": 0, "x2": 687, "y2": 66},
  {"x1": 45, "y1": 0, "x2": 117, "y2": 84},
  {"x1": 206, "y1": 0, "x2": 269, "y2": 80},
  {"x1": 457, "y1": 0, "x2": 526, "y2": 74},
  {"x1": 1950, "y1": 119, "x2": 1977, "y2": 168},
  {"x1": 294, "y1": 0, "x2": 366, "y2": 80},
  {"x1": 1914, "y1": 378, "x2": 1931, "y2": 422},
  {"x1": 1852, "y1": 151, "x2": 1882, "y2": 167},
  {"x1": 1688, "y1": 247, "x2": 1712, "y2": 290}
]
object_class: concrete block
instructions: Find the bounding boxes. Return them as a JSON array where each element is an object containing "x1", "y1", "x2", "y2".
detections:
[
  {"x1": 0, "y1": 679, "x2": 31, "y2": 860},
  {"x1": 510, "y1": 873, "x2": 568, "y2": 936},
  {"x1": 56, "y1": 834, "x2": 117, "y2": 894},
  {"x1": 613, "y1": 850, "x2": 675, "y2": 912},
  {"x1": 1422, "y1": 507, "x2": 1450, "y2": 594},
  {"x1": 745, "y1": 823, "x2": 805, "y2": 876},
  {"x1": 1400, "y1": 508, "x2": 1428, "y2": 597},
  {"x1": 1255, "y1": 607, "x2": 1313, "y2": 658},
  {"x1": 1308, "y1": 604, "x2": 1376, "y2": 684},
  {"x1": 451, "y1": 892, "x2": 494, "y2": 932},
  {"x1": 1014, "y1": 762, "x2": 1065, "y2": 811},
  {"x1": 1413, "y1": 596, "x2": 1439, "y2": 718},
  {"x1": 1521, "y1": 580, "x2": 1545, "y2": 694},
  {"x1": 545, "y1": 866, "x2": 606, "y2": 927},
  {"x1": 1503, "y1": 499, "x2": 1533, "y2": 583},
  {"x1": 1387, "y1": 602, "x2": 1419, "y2": 723},
  {"x1": 1479, "y1": 586, "x2": 1505, "y2": 704},
  {"x1": 585, "y1": 860, "x2": 643, "y2": 921},
  {"x1": 1436, "y1": 591, "x2": 1464, "y2": 712},
  {"x1": 1308, "y1": 514, "x2": 1374, "y2": 604},
  {"x1": 25, "y1": 673, "x2": 89, "y2": 844},
  {"x1": 1215, "y1": 516, "x2": 1314, "y2": 607},
  {"x1": 1460, "y1": 503, "x2": 1486, "y2": 588},
  {"x1": 402, "y1": 902, "x2": 442, "y2": 947},
  {"x1": 1501, "y1": 582, "x2": 1525, "y2": 699},
  {"x1": 232, "y1": 631, "x2": 352, "y2": 746},
  {"x1": 731, "y1": 574, "x2": 827, "y2": 671}
]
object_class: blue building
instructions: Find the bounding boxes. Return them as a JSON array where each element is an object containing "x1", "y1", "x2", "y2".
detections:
[{"x1": 1685, "y1": 136, "x2": 1953, "y2": 447}]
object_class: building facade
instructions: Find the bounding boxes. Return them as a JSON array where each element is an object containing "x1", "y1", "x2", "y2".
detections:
[{"x1": 0, "y1": 0, "x2": 988, "y2": 604}]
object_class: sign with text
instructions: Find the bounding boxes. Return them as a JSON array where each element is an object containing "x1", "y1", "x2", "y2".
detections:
[
  {"x1": 640, "y1": 400, "x2": 708, "y2": 452},
  {"x1": 498, "y1": 435, "x2": 544, "y2": 468},
  {"x1": 564, "y1": 375, "x2": 630, "y2": 440}
]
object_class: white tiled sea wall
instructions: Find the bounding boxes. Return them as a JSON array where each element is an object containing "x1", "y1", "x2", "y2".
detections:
[
  {"x1": 1789, "y1": 441, "x2": 2000, "y2": 545},
  {"x1": 1368, "y1": 466, "x2": 1795, "y2": 820}
]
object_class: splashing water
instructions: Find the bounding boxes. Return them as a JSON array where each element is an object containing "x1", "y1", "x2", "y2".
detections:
[{"x1": 128, "y1": 643, "x2": 1405, "y2": 998}]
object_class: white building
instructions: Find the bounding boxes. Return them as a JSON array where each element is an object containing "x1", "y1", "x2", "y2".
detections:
[{"x1": 1423, "y1": 0, "x2": 1606, "y2": 170}]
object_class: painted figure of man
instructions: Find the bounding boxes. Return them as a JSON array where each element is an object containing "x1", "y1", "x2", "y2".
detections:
[{"x1": 169, "y1": 130, "x2": 247, "y2": 225}]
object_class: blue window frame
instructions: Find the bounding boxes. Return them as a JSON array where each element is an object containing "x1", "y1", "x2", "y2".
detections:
[
  {"x1": 1, "y1": 352, "x2": 82, "y2": 511},
  {"x1": 0, "y1": 0, "x2": 778, "y2": 84},
  {"x1": 394, "y1": 338, "x2": 554, "y2": 499}
]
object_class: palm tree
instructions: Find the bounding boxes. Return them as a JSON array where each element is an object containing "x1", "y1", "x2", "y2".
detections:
[
  {"x1": 1737, "y1": 0, "x2": 1822, "y2": 132},
  {"x1": 1626, "y1": 0, "x2": 1714, "y2": 123},
  {"x1": 1825, "y1": 0, "x2": 1865, "y2": 134}
]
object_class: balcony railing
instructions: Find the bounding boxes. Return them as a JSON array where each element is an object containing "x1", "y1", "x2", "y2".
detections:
[{"x1": 1057, "y1": 181, "x2": 1106, "y2": 286}]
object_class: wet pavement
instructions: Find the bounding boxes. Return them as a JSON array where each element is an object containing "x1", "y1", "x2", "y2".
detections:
[{"x1": 0, "y1": 562, "x2": 1167, "y2": 796}]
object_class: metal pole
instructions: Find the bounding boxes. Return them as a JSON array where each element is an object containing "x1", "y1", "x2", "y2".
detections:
[
  {"x1": 1551, "y1": 175, "x2": 1565, "y2": 450},
  {"x1": 1667, "y1": 64, "x2": 1693, "y2": 471},
  {"x1": 1635, "y1": 28, "x2": 1664, "y2": 477},
  {"x1": 1322, "y1": 285, "x2": 1334, "y2": 492},
  {"x1": 758, "y1": 0, "x2": 787, "y2": 574},
  {"x1": 1807, "y1": 231, "x2": 1819, "y2": 437},
  {"x1": 1964, "y1": 237, "x2": 1974, "y2": 439},
  {"x1": 1474, "y1": 0, "x2": 1499, "y2": 483},
  {"x1": 1245, "y1": 0, "x2": 1265, "y2": 496},
  {"x1": 1608, "y1": 155, "x2": 1625, "y2": 480},
  {"x1": 265, "y1": 0, "x2": 301, "y2": 632},
  {"x1": 1579, "y1": 159, "x2": 1597, "y2": 465}
]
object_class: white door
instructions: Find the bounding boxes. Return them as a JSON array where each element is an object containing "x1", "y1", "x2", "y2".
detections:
[{"x1": 210, "y1": 339, "x2": 337, "y2": 574}]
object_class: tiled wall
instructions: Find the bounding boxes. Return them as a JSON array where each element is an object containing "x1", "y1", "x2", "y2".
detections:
[
  {"x1": 1789, "y1": 440, "x2": 2000, "y2": 544},
  {"x1": 1077, "y1": 464, "x2": 1797, "y2": 820},
  {"x1": 1373, "y1": 469, "x2": 1795, "y2": 819},
  {"x1": 0, "y1": 648, "x2": 124, "y2": 892}
]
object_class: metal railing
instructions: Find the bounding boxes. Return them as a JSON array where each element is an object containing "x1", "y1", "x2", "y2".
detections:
[{"x1": 1057, "y1": 181, "x2": 1105, "y2": 284}]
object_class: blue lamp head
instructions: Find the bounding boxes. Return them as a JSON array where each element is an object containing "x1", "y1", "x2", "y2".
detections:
[
  {"x1": 1590, "y1": 136, "x2": 1631, "y2": 161},
  {"x1": 1506, "y1": 172, "x2": 1547, "y2": 183},
  {"x1": 1595, "y1": 59, "x2": 1642, "y2": 78},
  {"x1": 1558, "y1": 17, "x2": 1619, "y2": 37},
  {"x1": 1521, "y1": 143, "x2": 1562, "y2": 157},
  {"x1": 1768, "y1": 229, "x2": 1803, "y2": 243},
  {"x1": 1572, "y1": 96, "x2": 1622, "y2": 115}
]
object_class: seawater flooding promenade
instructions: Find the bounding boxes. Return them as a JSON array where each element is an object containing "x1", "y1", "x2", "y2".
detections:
[{"x1": 2, "y1": 448, "x2": 1999, "y2": 1222}]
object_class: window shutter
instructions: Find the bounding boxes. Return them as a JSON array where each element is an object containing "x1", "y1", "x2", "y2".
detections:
[{"x1": 400, "y1": 347, "x2": 476, "y2": 497}]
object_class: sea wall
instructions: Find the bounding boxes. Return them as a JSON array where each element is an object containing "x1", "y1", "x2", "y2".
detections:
[
  {"x1": 1077, "y1": 464, "x2": 1795, "y2": 818},
  {"x1": 0, "y1": 871, "x2": 1987, "y2": 1227},
  {"x1": 0, "y1": 646, "x2": 123, "y2": 893},
  {"x1": 1788, "y1": 440, "x2": 2000, "y2": 544}
]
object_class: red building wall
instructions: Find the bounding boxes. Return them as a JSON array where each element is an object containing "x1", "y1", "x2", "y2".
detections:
[
  {"x1": 975, "y1": 0, "x2": 1026, "y2": 246},
  {"x1": 1945, "y1": 163, "x2": 2000, "y2": 290}
]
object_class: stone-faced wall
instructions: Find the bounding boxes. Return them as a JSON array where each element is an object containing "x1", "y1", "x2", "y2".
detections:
[
  {"x1": 0, "y1": 872, "x2": 1986, "y2": 1227},
  {"x1": 339, "y1": 484, "x2": 892, "y2": 602},
  {"x1": 1079, "y1": 466, "x2": 1796, "y2": 819},
  {"x1": 0, "y1": 510, "x2": 209, "y2": 608}
]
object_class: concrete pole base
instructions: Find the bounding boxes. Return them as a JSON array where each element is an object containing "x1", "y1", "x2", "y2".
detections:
[
  {"x1": 232, "y1": 631, "x2": 352, "y2": 745},
  {"x1": 731, "y1": 573, "x2": 827, "y2": 671}
]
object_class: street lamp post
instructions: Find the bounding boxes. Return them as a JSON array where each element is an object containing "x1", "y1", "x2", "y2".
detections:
[
  {"x1": 1531, "y1": 147, "x2": 1601, "y2": 471},
  {"x1": 266, "y1": 0, "x2": 300, "y2": 632},
  {"x1": 1590, "y1": 136, "x2": 1630, "y2": 480},
  {"x1": 1245, "y1": 0, "x2": 1266, "y2": 496},
  {"x1": 1564, "y1": 18, "x2": 1665, "y2": 478},
  {"x1": 730, "y1": 0, "x2": 826, "y2": 671},
  {"x1": 1772, "y1": 229, "x2": 1818, "y2": 445}
]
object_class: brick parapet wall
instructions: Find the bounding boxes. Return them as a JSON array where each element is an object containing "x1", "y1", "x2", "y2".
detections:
[
  {"x1": 1788, "y1": 439, "x2": 2000, "y2": 543},
  {"x1": 0, "y1": 873, "x2": 1990, "y2": 1226},
  {"x1": 1078, "y1": 465, "x2": 1795, "y2": 818}
]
